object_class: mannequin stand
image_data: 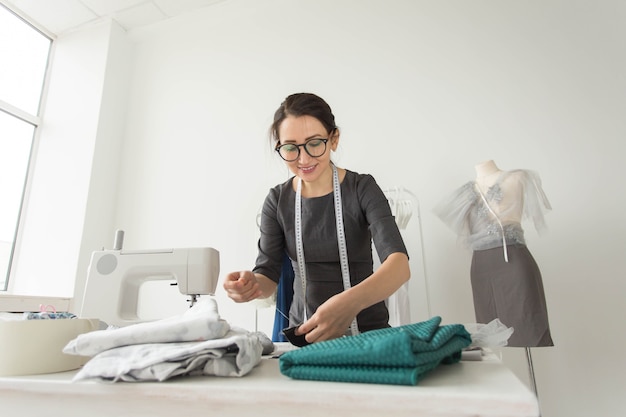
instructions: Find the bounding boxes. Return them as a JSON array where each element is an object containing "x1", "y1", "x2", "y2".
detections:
[
  {"x1": 525, "y1": 347, "x2": 541, "y2": 416},
  {"x1": 525, "y1": 347, "x2": 538, "y2": 396}
]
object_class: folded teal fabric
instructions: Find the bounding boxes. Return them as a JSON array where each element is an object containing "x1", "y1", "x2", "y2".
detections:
[{"x1": 279, "y1": 316, "x2": 471, "y2": 385}]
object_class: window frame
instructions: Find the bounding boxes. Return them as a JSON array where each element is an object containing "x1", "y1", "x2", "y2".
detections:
[{"x1": 0, "y1": 2, "x2": 62, "y2": 311}]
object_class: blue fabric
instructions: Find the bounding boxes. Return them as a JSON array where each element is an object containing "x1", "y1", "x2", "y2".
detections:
[{"x1": 272, "y1": 252, "x2": 294, "y2": 342}]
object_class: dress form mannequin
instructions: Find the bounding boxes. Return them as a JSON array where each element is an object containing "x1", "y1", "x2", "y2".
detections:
[
  {"x1": 474, "y1": 159, "x2": 501, "y2": 186},
  {"x1": 474, "y1": 160, "x2": 526, "y2": 226},
  {"x1": 435, "y1": 160, "x2": 554, "y2": 400}
]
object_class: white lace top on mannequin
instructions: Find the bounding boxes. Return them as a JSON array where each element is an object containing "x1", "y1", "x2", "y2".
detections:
[{"x1": 434, "y1": 160, "x2": 551, "y2": 252}]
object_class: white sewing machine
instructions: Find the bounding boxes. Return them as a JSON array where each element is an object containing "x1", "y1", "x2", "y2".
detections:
[{"x1": 80, "y1": 232, "x2": 219, "y2": 327}]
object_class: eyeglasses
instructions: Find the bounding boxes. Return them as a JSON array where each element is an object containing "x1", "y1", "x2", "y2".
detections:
[{"x1": 275, "y1": 138, "x2": 329, "y2": 162}]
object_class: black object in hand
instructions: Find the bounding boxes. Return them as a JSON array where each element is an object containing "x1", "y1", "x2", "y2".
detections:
[{"x1": 282, "y1": 326, "x2": 311, "y2": 347}]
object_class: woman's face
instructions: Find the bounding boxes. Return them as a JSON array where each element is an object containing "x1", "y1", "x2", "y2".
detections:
[{"x1": 277, "y1": 115, "x2": 339, "y2": 185}]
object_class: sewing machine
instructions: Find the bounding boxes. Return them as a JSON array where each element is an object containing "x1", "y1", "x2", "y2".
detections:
[{"x1": 80, "y1": 234, "x2": 220, "y2": 327}]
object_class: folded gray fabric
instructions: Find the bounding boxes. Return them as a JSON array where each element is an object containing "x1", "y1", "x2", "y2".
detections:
[
  {"x1": 71, "y1": 329, "x2": 264, "y2": 382},
  {"x1": 64, "y1": 298, "x2": 268, "y2": 382}
]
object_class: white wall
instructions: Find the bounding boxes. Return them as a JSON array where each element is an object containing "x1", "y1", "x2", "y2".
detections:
[
  {"x1": 10, "y1": 20, "x2": 123, "y2": 297},
  {"x1": 12, "y1": 1, "x2": 626, "y2": 416}
]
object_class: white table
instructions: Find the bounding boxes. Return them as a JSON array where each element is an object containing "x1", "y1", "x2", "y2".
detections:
[{"x1": 0, "y1": 348, "x2": 538, "y2": 417}]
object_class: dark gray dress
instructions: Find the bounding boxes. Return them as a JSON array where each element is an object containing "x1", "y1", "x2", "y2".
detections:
[{"x1": 253, "y1": 170, "x2": 408, "y2": 332}]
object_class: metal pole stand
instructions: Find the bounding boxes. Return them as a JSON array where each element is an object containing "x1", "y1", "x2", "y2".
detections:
[{"x1": 525, "y1": 347, "x2": 541, "y2": 416}]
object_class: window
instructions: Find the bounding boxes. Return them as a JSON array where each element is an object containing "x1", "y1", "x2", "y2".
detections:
[{"x1": 0, "y1": 4, "x2": 52, "y2": 290}]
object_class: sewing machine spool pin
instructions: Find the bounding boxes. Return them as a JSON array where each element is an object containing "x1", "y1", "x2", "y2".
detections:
[{"x1": 113, "y1": 229, "x2": 125, "y2": 250}]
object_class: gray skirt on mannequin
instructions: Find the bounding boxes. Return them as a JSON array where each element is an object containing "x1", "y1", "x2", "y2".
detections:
[{"x1": 470, "y1": 244, "x2": 554, "y2": 347}]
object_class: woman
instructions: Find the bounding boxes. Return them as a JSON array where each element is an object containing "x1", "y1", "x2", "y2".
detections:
[{"x1": 223, "y1": 93, "x2": 410, "y2": 344}]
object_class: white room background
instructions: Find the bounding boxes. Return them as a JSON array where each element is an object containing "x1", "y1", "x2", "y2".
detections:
[{"x1": 9, "y1": 1, "x2": 625, "y2": 417}]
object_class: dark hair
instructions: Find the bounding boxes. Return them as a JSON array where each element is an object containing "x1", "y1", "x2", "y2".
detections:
[{"x1": 270, "y1": 93, "x2": 337, "y2": 143}]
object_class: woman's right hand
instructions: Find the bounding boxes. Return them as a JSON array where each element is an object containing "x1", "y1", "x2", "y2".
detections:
[{"x1": 223, "y1": 270, "x2": 263, "y2": 303}]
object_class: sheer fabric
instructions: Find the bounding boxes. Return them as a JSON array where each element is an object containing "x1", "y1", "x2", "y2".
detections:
[{"x1": 434, "y1": 170, "x2": 551, "y2": 252}]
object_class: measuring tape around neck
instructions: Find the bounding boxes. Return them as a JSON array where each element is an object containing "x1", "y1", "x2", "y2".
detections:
[{"x1": 295, "y1": 165, "x2": 359, "y2": 336}]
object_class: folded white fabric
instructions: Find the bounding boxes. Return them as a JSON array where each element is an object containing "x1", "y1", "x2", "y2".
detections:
[
  {"x1": 64, "y1": 298, "x2": 229, "y2": 357},
  {"x1": 63, "y1": 298, "x2": 265, "y2": 382},
  {"x1": 71, "y1": 329, "x2": 263, "y2": 382}
]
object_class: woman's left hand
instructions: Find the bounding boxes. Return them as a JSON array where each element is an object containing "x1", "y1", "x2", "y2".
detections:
[{"x1": 295, "y1": 292, "x2": 360, "y2": 343}]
